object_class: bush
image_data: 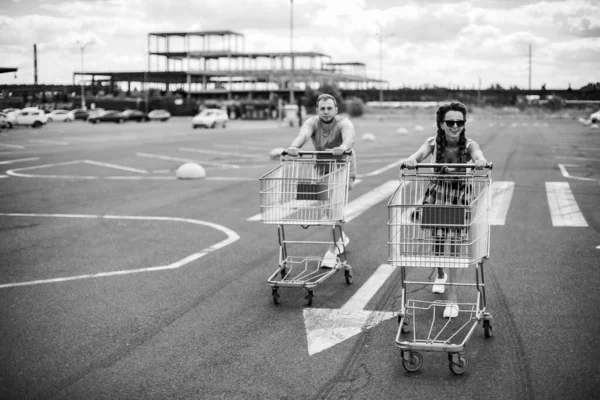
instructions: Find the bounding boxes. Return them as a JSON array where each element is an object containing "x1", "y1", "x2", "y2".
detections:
[{"x1": 345, "y1": 97, "x2": 365, "y2": 117}]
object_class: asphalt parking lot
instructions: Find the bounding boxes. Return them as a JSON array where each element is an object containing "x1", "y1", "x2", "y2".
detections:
[{"x1": 1, "y1": 113, "x2": 599, "y2": 399}]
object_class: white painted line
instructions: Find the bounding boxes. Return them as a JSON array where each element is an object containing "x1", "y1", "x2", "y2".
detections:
[
  {"x1": 356, "y1": 159, "x2": 403, "y2": 178},
  {"x1": 0, "y1": 143, "x2": 25, "y2": 149},
  {"x1": 546, "y1": 182, "x2": 588, "y2": 227},
  {"x1": 341, "y1": 264, "x2": 395, "y2": 310},
  {"x1": 28, "y1": 139, "x2": 69, "y2": 146},
  {"x1": 491, "y1": 181, "x2": 515, "y2": 225},
  {"x1": 83, "y1": 159, "x2": 148, "y2": 174},
  {"x1": 558, "y1": 163, "x2": 597, "y2": 182},
  {"x1": 0, "y1": 157, "x2": 40, "y2": 165},
  {"x1": 137, "y1": 152, "x2": 240, "y2": 169},
  {"x1": 64, "y1": 136, "x2": 107, "y2": 143},
  {"x1": 0, "y1": 213, "x2": 240, "y2": 289},
  {"x1": 555, "y1": 156, "x2": 598, "y2": 161},
  {"x1": 179, "y1": 147, "x2": 263, "y2": 159},
  {"x1": 0, "y1": 175, "x2": 8, "y2": 179},
  {"x1": 213, "y1": 144, "x2": 265, "y2": 151},
  {"x1": 345, "y1": 180, "x2": 399, "y2": 222}
]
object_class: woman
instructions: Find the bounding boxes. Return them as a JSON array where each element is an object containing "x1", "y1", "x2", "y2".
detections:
[{"x1": 402, "y1": 100, "x2": 487, "y2": 318}]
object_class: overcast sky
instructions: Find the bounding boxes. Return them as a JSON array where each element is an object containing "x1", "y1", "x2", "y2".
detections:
[{"x1": 0, "y1": 0, "x2": 598, "y2": 90}]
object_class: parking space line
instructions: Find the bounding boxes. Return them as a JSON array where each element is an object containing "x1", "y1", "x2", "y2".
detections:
[
  {"x1": 0, "y1": 213, "x2": 240, "y2": 289},
  {"x1": 558, "y1": 163, "x2": 597, "y2": 182},
  {"x1": 491, "y1": 181, "x2": 515, "y2": 225},
  {"x1": 179, "y1": 147, "x2": 264, "y2": 159},
  {"x1": 28, "y1": 139, "x2": 70, "y2": 146},
  {"x1": 137, "y1": 152, "x2": 240, "y2": 169},
  {"x1": 0, "y1": 143, "x2": 25, "y2": 149},
  {"x1": 0, "y1": 157, "x2": 40, "y2": 165},
  {"x1": 546, "y1": 182, "x2": 588, "y2": 227}
]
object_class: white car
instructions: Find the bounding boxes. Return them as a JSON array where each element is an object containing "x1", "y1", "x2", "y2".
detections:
[
  {"x1": 148, "y1": 109, "x2": 171, "y2": 121},
  {"x1": 13, "y1": 107, "x2": 48, "y2": 128},
  {"x1": 47, "y1": 109, "x2": 75, "y2": 122},
  {"x1": 192, "y1": 108, "x2": 228, "y2": 129},
  {"x1": 590, "y1": 110, "x2": 600, "y2": 123},
  {"x1": 0, "y1": 112, "x2": 15, "y2": 128}
]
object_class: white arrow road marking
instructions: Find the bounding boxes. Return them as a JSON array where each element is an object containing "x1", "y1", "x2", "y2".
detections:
[
  {"x1": 558, "y1": 163, "x2": 597, "y2": 182},
  {"x1": 6, "y1": 160, "x2": 253, "y2": 181},
  {"x1": 303, "y1": 264, "x2": 396, "y2": 356},
  {"x1": 179, "y1": 147, "x2": 264, "y2": 159},
  {"x1": 83, "y1": 160, "x2": 148, "y2": 174},
  {"x1": 490, "y1": 181, "x2": 515, "y2": 225},
  {"x1": 0, "y1": 143, "x2": 25, "y2": 149},
  {"x1": 0, "y1": 213, "x2": 239, "y2": 289},
  {"x1": 546, "y1": 182, "x2": 588, "y2": 227}
]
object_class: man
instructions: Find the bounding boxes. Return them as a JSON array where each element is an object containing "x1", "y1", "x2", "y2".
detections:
[{"x1": 286, "y1": 93, "x2": 357, "y2": 267}]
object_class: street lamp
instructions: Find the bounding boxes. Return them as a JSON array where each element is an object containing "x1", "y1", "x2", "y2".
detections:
[
  {"x1": 289, "y1": 0, "x2": 295, "y2": 105},
  {"x1": 375, "y1": 30, "x2": 395, "y2": 102},
  {"x1": 77, "y1": 40, "x2": 90, "y2": 110}
]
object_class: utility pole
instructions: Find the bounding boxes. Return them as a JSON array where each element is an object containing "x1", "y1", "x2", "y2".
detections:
[
  {"x1": 376, "y1": 29, "x2": 394, "y2": 102},
  {"x1": 289, "y1": 0, "x2": 295, "y2": 105},
  {"x1": 77, "y1": 40, "x2": 89, "y2": 110}
]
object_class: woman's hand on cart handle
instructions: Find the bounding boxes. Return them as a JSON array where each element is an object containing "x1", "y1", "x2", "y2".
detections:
[
  {"x1": 401, "y1": 159, "x2": 418, "y2": 169},
  {"x1": 400, "y1": 161, "x2": 493, "y2": 170}
]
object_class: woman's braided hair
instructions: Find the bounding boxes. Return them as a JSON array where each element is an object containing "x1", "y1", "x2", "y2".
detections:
[{"x1": 434, "y1": 100, "x2": 469, "y2": 167}]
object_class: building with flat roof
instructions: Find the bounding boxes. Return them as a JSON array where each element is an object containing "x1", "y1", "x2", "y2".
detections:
[{"x1": 72, "y1": 30, "x2": 386, "y2": 101}]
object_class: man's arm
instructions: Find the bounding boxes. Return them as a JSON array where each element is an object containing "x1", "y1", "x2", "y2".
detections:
[{"x1": 286, "y1": 118, "x2": 315, "y2": 155}]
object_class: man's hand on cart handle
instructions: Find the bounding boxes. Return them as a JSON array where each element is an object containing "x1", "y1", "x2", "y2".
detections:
[
  {"x1": 402, "y1": 159, "x2": 418, "y2": 169},
  {"x1": 285, "y1": 146, "x2": 300, "y2": 157},
  {"x1": 332, "y1": 145, "x2": 347, "y2": 157}
]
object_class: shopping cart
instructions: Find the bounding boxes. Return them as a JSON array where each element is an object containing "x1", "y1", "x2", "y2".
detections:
[
  {"x1": 388, "y1": 162, "x2": 493, "y2": 374},
  {"x1": 259, "y1": 150, "x2": 354, "y2": 306}
]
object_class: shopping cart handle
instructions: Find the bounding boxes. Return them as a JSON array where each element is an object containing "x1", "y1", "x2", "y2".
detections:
[
  {"x1": 400, "y1": 162, "x2": 493, "y2": 170},
  {"x1": 281, "y1": 149, "x2": 354, "y2": 157}
]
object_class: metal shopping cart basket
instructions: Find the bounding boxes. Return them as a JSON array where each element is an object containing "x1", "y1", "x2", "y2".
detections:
[
  {"x1": 388, "y1": 162, "x2": 493, "y2": 374},
  {"x1": 259, "y1": 150, "x2": 354, "y2": 306}
]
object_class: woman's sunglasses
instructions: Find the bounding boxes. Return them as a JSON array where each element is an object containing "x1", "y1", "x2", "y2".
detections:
[{"x1": 444, "y1": 120, "x2": 465, "y2": 127}]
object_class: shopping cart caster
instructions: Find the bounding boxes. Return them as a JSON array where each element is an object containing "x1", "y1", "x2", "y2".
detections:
[
  {"x1": 448, "y1": 353, "x2": 469, "y2": 375},
  {"x1": 344, "y1": 268, "x2": 354, "y2": 284},
  {"x1": 401, "y1": 351, "x2": 423, "y2": 373},
  {"x1": 305, "y1": 289, "x2": 314, "y2": 306},
  {"x1": 398, "y1": 315, "x2": 410, "y2": 334},
  {"x1": 272, "y1": 287, "x2": 280, "y2": 305},
  {"x1": 483, "y1": 319, "x2": 493, "y2": 338}
]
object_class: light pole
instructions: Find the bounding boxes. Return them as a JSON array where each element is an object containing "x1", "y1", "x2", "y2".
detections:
[
  {"x1": 289, "y1": 0, "x2": 295, "y2": 105},
  {"x1": 376, "y1": 30, "x2": 394, "y2": 102},
  {"x1": 77, "y1": 40, "x2": 90, "y2": 110}
]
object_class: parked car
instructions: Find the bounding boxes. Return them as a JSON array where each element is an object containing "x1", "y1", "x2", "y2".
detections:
[
  {"x1": 122, "y1": 109, "x2": 149, "y2": 122},
  {"x1": 590, "y1": 110, "x2": 600, "y2": 123},
  {"x1": 12, "y1": 107, "x2": 48, "y2": 128},
  {"x1": 191, "y1": 108, "x2": 228, "y2": 129},
  {"x1": 3, "y1": 108, "x2": 20, "y2": 115},
  {"x1": 0, "y1": 111, "x2": 15, "y2": 128},
  {"x1": 87, "y1": 110, "x2": 126, "y2": 124},
  {"x1": 72, "y1": 109, "x2": 90, "y2": 121},
  {"x1": 148, "y1": 109, "x2": 171, "y2": 122},
  {"x1": 47, "y1": 109, "x2": 75, "y2": 122}
]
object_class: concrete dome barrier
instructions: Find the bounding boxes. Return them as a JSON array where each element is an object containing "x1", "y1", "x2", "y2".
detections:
[{"x1": 176, "y1": 162, "x2": 206, "y2": 179}]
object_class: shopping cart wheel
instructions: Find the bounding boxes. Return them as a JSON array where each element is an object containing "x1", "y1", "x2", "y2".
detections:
[
  {"x1": 448, "y1": 353, "x2": 469, "y2": 375},
  {"x1": 305, "y1": 290, "x2": 314, "y2": 306},
  {"x1": 272, "y1": 287, "x2": 280, "y2": 305},
  {"x1": 344, "y1": 269, "x2": 354, "y2": 284},
  {"x1": 399, "y1": 316, "x2": 411, "y2": 334},
  {"x1": 402, "y1": 351, "x2": 423, "y2": 373},
  {"x1": 483, "y1": 320, "x2": 493, "y2": 338}
]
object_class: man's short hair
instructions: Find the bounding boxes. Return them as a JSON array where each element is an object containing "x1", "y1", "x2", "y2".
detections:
[{"x1": 316, "y1": 93, "x2": 337, "y2": 107}]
